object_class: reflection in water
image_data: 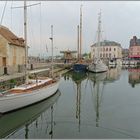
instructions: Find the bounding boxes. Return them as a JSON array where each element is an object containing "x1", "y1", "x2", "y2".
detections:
[
  {"x1": 107, "y1": 67, "x2": 121, "y2": 82},
  {"x1": 0, "y1": 90, "x2": 61, "y2": 138},
  {"x1": 128, "y1": 68, "x2": 140, "y2": 88},
  {"x1": 25, "y1": 124, "x2": 29, "y2": 139},
  {"x1": 64, "y1": 69, "x2": 120, "y2": 129},
  {"x1": 72, "y1": 72, "x2": 87, "y2": 132},
  {"x1": 64, "y1": 71, "x2": 87, "y2": 131},
  {"x1": 49, "y1": 106, "x2": 54, "y2": 139},
  {"x1": 63, "y1": 70, "x2": 140, "y2": 138},
  {"x1": 88, "y1": 72, "x2": 107, "y2": 127},
  {"x1": 2, "y1": 68, "x2": 139, "y2": 138}
]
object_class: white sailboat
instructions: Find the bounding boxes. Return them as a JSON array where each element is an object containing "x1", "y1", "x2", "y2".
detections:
[
  {"x1": 0, "y1": 1, "x2": 59, "y2": 114},
  {"x1": 88, "y1": 12, "x2": 108, "y2": 73},
  {"x1": 0, "y1": 90, "x2": 60, "y2": 138}
]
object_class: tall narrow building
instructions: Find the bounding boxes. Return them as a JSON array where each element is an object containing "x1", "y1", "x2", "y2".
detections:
[{"x1": 129, "y1": 36, "x2": 140, "y2": 60}]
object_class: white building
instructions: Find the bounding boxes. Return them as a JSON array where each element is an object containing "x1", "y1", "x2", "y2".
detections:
[{"x1": 91, "y1": 40, "x2": 122, "y2": 60}]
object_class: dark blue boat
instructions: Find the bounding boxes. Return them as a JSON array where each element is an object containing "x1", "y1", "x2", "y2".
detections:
[{"x1": 73, "y1": 63, "x2": 87, "y2": 72}]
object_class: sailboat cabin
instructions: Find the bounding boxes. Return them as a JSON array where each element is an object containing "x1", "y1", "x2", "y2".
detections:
[{"x1": 0, "y1": 25, "x2": 25, "y2": 75}]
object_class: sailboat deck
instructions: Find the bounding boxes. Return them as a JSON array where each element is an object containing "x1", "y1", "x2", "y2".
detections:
[{"x1": 8, "y1": 78, "x2": 55, "y2": 94}]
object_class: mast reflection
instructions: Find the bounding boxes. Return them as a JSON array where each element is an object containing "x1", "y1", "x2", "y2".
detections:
[
  {"x1": 88, "y1": 72, "x2": 107, "y2": 127},
  {"x1": 72, "y1": 72, "x2": 87, "y2": 132},
  {"x1": 65, "y1": 71, "x2": 87, "y2": 131}
]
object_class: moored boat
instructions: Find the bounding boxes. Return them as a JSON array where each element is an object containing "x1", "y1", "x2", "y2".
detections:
[
  {"x1": 0, "y1": 1, "x2": 60, "y2": 113},
  {"x1": 73, "y1": 63, "x2": 87, "y2": 72},
  {"x1": 73, "y1": 5, "x2": 87, "y2": 73},
  {"x1": 0, "y1": 90, "x2": 61, "y2": 138},
  {"x1": 88, "y1": 12, "x2": 108, "y2": 73},
  {"x1": 88, "y1": 59, "x2": 108, "y2": 73},
  {"x1": 0, "y1": 78, "x2": 59, "y2": 113}
]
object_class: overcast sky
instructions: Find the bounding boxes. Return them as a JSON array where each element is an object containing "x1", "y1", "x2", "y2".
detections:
[{"x1": 0, "y1": 1, "x2": 140, "y2": 57}]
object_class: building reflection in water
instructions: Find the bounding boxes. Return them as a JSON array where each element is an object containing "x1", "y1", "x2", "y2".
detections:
[
  {"x1": 0, "y1": 90, "x2": 61, "y2": 139},
  {"x1": 128, "y1": 68, "x2": 140, "y2": 88},
  {"x1": 88, "y1": 72, "x2": 107, "y2": 127},
  {"x1": 106, "y1": 67, "x2": 121, "y2": 82}
]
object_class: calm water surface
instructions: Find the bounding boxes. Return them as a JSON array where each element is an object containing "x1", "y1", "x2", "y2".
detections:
[{"x1": 1, "y1": 67, "x2": 140, "y2": 139}]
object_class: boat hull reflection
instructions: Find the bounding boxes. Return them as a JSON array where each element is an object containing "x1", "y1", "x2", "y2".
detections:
[{"x1": 0, "y1": 90, "x2": 61, "y2": 138}]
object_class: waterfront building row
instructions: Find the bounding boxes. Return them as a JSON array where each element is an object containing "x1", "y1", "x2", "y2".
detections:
[{"x1": 90, "y1": 36, "x2": 140, "y2": 62}]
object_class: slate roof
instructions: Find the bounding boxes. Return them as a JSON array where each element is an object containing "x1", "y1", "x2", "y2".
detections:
[{"x1": 92, "y1": 40, "x2": 121, "y2": 47}]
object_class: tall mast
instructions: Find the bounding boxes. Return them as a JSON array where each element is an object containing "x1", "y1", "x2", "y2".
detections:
[
  {"x1": 97, "y1": 11, "x2": 101, "y2": 59},
  {"x1": 50, "y1": 25, "x2": 54, "y2": 78},
  {"x1": 79, "y1": 5, "x2": 82, "y2": 60},
  {"x1": 24, "y1": 0, "x2": 28, "y2": 84},
  {"x1": 77, "y1": 25, "x2": 80, "y2": 60}
]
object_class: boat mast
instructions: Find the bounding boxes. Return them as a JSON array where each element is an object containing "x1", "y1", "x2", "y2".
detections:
[
  {"x1": 79, "y1": 5, "x2": 82, "y2": 61},
  {"x1": 50, "y1": 25, "x2": 54, "y2": 78},
  {"x1": 77, "y1": 25, "x2": 80, "y2": 61},
  {"x1": 97, "y1": 11, "x2": 101, "y2": 59},
  {"x1": 24, "y1": 0, "x2": 28, "y2": 84}
]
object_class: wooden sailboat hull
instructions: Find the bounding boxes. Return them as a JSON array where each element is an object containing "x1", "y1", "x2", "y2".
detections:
[{"x1": 0, "y1": 81, "x2": 59, "y2": 113}]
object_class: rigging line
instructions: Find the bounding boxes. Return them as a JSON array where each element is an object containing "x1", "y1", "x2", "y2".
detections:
[
  {"x1": 28, "y1": 6, "x2": 33, "y2": 53},
  {"x1": 11, "y1": 2, "x2": 41, "y2": 9},
  {"x1": 28, "y1": 5, "x2": 36, "y2": 55},
  {"x1": 0, "y1": 1, "x2": 7, "y2": 25},
  {"x1": 39, "y1": 2, "x2": 42, "y2": 55},
  {"x1": 10, "y1": 1, "x2": 13, "y2": 30}
]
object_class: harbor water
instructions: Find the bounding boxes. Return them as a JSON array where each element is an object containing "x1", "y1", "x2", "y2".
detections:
[{"x1": 1, "y1": 67, "x2": 140, "y2": 138}]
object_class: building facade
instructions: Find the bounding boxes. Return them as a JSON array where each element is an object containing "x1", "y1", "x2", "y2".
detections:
[
  {"x1": 129, "y1": 36, "x2": 140, "y2": 60},
  {"x1": 0, "y1": 26, "x2": 25, "y2": 75},
  {"x1": 90, "y1": 40, "x2": 122, "y2": 60},
  {"x1": 60, "y1": 50, "x2": 77, "y2": 63}
]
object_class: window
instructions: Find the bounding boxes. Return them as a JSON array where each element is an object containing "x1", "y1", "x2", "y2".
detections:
[
  {"x1": 109, "y1": 48, "x2": 111, "y2": 51},
  {"x1": 100, "y1": 54, "x2": 102, "y2": 57},
  {"x1": 114, "y1": 48, "x2": 116, "y2": 51},
  {"x1": 106, "y1": 54, "x2": 108, "y2": 57},
  {"x1": 2, "y1": 57, "x2": 6, "y2": 66}
]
